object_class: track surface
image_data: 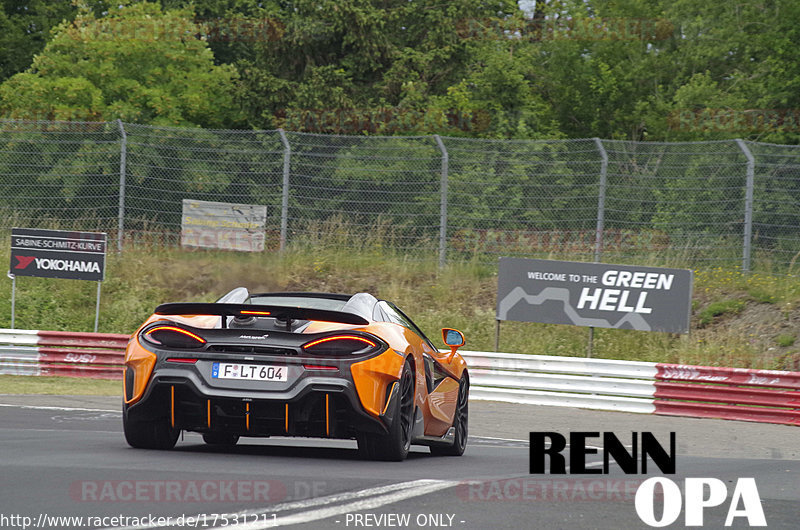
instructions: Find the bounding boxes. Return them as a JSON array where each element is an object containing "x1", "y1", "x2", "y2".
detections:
[{"x1": 0, "y1": 395, "x2": 797, "y2": 529}]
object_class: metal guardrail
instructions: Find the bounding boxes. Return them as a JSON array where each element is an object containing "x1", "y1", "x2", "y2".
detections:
[
  {"x1": 460, "y1": 350, "x2": 657, "y2": 414},
  {"x1": 0, "y1": 329, "x2": 128, "y2": 379},
  {"x1": 653, "y1": 363, "x2": 800, "y2": 426},
  {"x1": 1, "y1": 332, "x2": 798, "y2": 425},
  {"x1": 460, "y1": 351, "x2": 800, "y2": 426}
]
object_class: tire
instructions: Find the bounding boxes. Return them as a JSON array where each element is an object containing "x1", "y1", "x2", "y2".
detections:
[
  {"x1": 358, "y1": 360, "x2": 415, "y2": 461},
  {"x1": 123, "y1": 407, "x2": 179, "y2": 450},
  {"x1": 202, "y1": 432, "x2": 239, "y2": 446},
  {"x1": 430, "y1": 374, "x2": 469, "y2": 456}
]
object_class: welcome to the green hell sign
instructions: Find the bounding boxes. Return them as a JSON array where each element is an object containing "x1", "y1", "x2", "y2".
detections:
[{"x1": 497, "y1": 258, "x2": 693, "y2": 333}]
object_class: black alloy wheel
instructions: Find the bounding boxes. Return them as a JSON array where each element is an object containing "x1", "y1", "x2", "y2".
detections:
[{"x1": 358, "y1": 359, "x2": 415, "y2": 461}]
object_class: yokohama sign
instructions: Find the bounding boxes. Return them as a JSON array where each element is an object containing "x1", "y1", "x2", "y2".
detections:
[{"x1": 10, "y1": 228, "x2": 106, "y2": 281}]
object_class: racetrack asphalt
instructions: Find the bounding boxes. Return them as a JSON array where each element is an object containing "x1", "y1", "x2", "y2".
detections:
[{"x1": 0, "y1": 395, "x2": 797, "y2": 529}]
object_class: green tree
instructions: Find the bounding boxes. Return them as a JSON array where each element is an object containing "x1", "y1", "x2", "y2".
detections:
[
  {"x1": 0, "y1": 1, "x2": 109, "y2": 84},
  {"x1": 160, "y1": 0, "x2": 283, "y2": 66},
  {"x1": 233, "y1": 0, "x2": 523, "y2": 133},
  {"x1": 0, "y1": 1, "x2": 241, "y2": 127}
]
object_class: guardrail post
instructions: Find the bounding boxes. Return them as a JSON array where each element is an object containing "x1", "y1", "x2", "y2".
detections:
[
  {"x1": 278, "y1": 129, "x2": 291, "y2": 252},
  {"x1": 736, "y1": 139, "x2": 755, "y2": 273},
  {"x1": 434, "y1": 135, "x2": 449, "y2": 268},
  {"x1": 117, "y1": 120, "x2": 127, "y2": 252}
]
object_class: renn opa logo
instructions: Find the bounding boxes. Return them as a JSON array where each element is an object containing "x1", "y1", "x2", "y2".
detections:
[{"x1": 529, "y1": 432, "x2": 766, "y2": 527}]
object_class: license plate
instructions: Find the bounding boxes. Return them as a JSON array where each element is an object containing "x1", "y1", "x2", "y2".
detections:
[{"x1": 211, "y1": 362, "x2": 287, "y2": 382}]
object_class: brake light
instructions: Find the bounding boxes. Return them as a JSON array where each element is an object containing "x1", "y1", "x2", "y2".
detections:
[
  {"x1": 240, "y1": 310, "x2": 271, "y2": 316},
  {"x1": 302, "y1": 335, "x2": 381, "y2": 355},
  {"x1": 144, "y1": 326, "x2": 206, "y2": 349},
  {"x1": 304, "y1": 336, "x2": 376, "y2": 349},
  {"x1": 303, "y1": 364, "x2": 338, "y2": 371},
  {"x1": 166, "y1": 358, "x2": 198, "y2": 364}
]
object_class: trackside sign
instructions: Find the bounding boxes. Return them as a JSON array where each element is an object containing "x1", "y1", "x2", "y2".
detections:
[
  {"x1": 181, "y1": 199, "x2": 267, "y2": 252},
  {"x1": 10, "y1": 228, "x2": 107, "y2": 281},
  {"x1": 497, "y1": 258, "x2": 692, "y2": 333}
]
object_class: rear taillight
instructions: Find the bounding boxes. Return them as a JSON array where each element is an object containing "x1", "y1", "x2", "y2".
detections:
[
  {"x1": 303, "y1": 364, "x2": 338, "y2": 371},
  {"x1": 143, "y1": 325, "x2": 206, "y2": 349},
  {"x1": 301, "y1": 334, "x2": 382, "y2": 356}
]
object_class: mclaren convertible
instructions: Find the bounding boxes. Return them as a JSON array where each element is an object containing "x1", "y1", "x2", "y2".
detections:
[{"x1": 122, "y1": 288, "x2": 469, "y2": 461}]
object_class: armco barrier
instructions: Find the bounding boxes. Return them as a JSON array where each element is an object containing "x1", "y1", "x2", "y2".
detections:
[
  {"x1": 460, "y1": 351, "x2": 658, "y2": 414},
  {"x1": 0, "y1": 329, "x2": 129, "y2": 379},
  {"x1": 1, "y1": 331, "x2": 798, "y2": 426},
  {"x1": 654, "y1": 364, "x2": 800, "y2": 426},
  {"x1": 459, "y1": 351, "x2": 800, "y2": 426}
]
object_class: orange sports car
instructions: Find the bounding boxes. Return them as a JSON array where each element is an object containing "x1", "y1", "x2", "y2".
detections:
[{"x1": 123, "y1": 288, "x2": 469, "y2": 461}]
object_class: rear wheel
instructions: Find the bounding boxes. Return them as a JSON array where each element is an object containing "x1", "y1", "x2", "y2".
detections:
[
  {"x1": 430, "y1": 374, "x2": 468, "y2": 456},
  {"x1": 123, "y1": 407, "x2": 179, "y2": 450},
  {"x1": 358, "y1": 360, "x2": 415, "y2": 461},
  {"x1": 202, "y1": 432, "x2": 239, "y2": 446}
]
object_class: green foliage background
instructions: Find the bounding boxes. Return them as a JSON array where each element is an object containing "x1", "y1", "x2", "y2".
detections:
[{"x1": 0, "y1": 0, "x2": 799, "y2": 141}]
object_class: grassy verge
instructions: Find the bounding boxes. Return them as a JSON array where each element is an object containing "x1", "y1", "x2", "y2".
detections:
[
  {"x1": 1, "y1": 244, "x2": 799, "y2": 371},
  {"x1": 0, "y1": 375, "x2": 120, "y2": 395}
]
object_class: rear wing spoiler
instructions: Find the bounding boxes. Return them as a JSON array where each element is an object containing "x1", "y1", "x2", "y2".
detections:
[{"x1": 154, "y1": 303, "x2": 370, "y2": 326}]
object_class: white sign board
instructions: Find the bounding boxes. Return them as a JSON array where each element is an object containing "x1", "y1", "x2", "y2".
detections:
[{"x1": 181, "y1": 199, "x2": 266, "y2": 252}]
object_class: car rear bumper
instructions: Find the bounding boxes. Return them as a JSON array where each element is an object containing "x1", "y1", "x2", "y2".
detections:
[{"x1": 124, "y1": 364, "x2": 390, "y2": 439}]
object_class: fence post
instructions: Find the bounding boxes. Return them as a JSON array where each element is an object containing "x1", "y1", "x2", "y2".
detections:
[
  {"x1": 278, "y1": 129, "x2": 291, "y2": 252},
  {"x1": 588, "y1": 138, "x2": 609, "y2": 359},
  {"x1": 736, "y1": 139, "x2": 755, "y2": 273},
  {"x1": 593, "y1": 138, "x2": 608, "y2": 263},
  {"x1": 434, "y1": 135, "x2": 449, "y2": 268},
  {"x1": 117, "y1": 120, "x2": 127, "y2": 252}
]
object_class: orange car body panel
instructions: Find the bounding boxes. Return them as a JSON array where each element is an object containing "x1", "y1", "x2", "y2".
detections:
[
  {"x1": 349, "y1": 349, "x2": 406, "y2": 418},
  {"x1": 123, "y1": 335, "x2": 157, "y2": 404}
]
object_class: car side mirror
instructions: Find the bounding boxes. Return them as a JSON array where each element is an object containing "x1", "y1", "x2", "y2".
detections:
[{"x1": 441, "y1": 328, "x2": 465, "y2": 362}]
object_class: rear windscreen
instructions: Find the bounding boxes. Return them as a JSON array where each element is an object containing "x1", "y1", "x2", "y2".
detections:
[{"x1": 249, "y1": 295, "x2": 347, "y2": 312}]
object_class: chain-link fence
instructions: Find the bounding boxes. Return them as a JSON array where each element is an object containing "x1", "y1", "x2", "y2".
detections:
[
  {"x1": 0, "y1": 120, "x2": 121, "y2": 229},
  {"x1": 2, "y1": 119, "x2": 800, "y2": 271},
  {"x1": 121, "y1": 123, "x2": 285, "y2": 249}
]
